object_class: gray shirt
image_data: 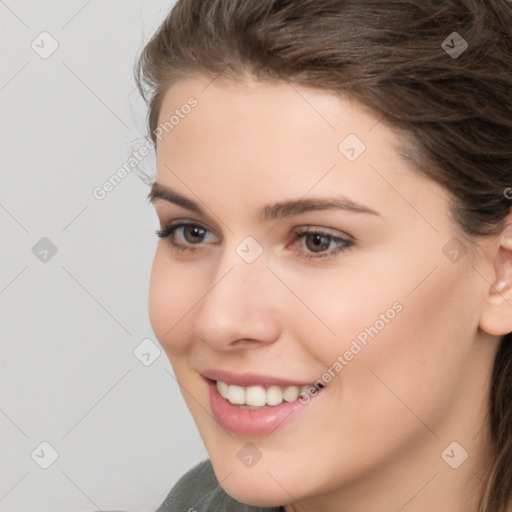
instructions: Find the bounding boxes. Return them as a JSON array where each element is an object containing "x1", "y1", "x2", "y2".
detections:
[{"x1": 155, "y1": 459, "x2": 285, "y2": 512}]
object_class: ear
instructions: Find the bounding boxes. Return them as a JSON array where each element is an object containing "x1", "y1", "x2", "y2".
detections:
[{"x1": 479, "y1": 219, "x2": 512, "y2": 337}]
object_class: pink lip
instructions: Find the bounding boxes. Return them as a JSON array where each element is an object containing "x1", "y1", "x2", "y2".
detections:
[
  {"x1": 201, "y1": 368, "x2": 317, "y2": 388},
  {"x1": 204, "y1": 375, "x2": 324, "y2": 437}
]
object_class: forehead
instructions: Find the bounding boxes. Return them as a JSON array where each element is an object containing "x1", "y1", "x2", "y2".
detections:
[
  {"x1": 157, "y1": 74, "x2": 384, "y2": 140},
  {"x1": 156, "y1": 75, "x2": 402, "y2": 175},
  {"x1": 154, "y1": 75, "x2": 450, "y2": 228}
]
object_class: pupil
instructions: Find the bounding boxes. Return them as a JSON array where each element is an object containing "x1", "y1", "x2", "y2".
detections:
[
  {"x1": 187, "y1": 226, "x2": 204, "y2": 242},
  {"x1": 308, "y1": 234, "x2": 329, "y2": 252}
]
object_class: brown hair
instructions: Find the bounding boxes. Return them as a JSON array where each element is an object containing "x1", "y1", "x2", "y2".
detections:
[{"x1": 135, "y1": 1, "x2": 512, "y2": 510}]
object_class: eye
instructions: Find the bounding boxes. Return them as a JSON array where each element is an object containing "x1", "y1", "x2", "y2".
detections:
[
  {"x1": 290, "y1": 227, "x2": 353, "y2": 260},
  {"x1": 155, "y1": 221, "x2": 353, "y2": 260},
  {"x1": 155, "y1": 221, "x2": 218, "y2": 253}
]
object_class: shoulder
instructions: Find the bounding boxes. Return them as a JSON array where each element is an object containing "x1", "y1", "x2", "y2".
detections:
[{"x1": 154, "y1": 459, "x2": 284, "y2": 512}]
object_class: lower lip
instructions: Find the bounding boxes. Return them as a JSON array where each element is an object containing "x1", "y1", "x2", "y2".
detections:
[{"x1": 206, "y1": 379, "x2": 322, "y2": 436}]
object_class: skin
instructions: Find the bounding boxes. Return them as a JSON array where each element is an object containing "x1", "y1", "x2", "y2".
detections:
[{"x1": 148, "y1": 74, "x2": 512, "y2": 512}]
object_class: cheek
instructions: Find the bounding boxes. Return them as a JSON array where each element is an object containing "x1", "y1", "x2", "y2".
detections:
[
  {"x1": 148, "y1": 251, "x2": 200, "y2": 354},
  {"x1": 293, "y1": 240, "x2": 479, "y2": 408},
  {"x1": 275, "y1": 256, "x2": 407, "y2": 366},
  {"x1": 325, "y1": 253, "x2": 480, "y2": 434}
]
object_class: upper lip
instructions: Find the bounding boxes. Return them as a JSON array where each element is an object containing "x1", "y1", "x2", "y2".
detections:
[{"x1": 201, "y1": 368, "x2": 318, "y2": 388}]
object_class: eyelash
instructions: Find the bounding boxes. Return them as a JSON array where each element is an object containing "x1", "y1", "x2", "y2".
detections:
[{"x1": 155, "y1": 221, "x2": 354, "y2": 261}]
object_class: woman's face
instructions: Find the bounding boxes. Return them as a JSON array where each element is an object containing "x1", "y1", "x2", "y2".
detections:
[{"x1": 148, "y1": 75, "x2": 496, "y2": 509}]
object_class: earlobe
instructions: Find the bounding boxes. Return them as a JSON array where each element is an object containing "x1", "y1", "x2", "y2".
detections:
[
  {"x1": 479, "y1": 222, "x2": 512, "y2": 337},
  {"x1": 493, "y1": 279, "x2": 507, "y2": 293}
]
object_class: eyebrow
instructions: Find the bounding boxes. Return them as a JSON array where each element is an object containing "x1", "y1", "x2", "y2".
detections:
[{"x1": 147, "y1": 182, "x2": 381, "y2": 221}]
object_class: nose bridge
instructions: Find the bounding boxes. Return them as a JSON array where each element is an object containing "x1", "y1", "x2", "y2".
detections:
[
  {"x1": 193, "y1": 238, "x2": 281, "y2": 347},
  {"x1": 206, "y1": 242, "x2": 270, "y2": 314}
]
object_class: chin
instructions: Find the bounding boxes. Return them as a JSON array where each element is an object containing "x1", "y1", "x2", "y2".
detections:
[
  {"x1": 222, "y1": 480, "x2": 290, "y2": 508},
  {"x1": 209, "y1": 457, "x2": 303, "y2": 508}
]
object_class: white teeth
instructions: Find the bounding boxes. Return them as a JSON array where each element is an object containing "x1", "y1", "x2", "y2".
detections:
[
  {"x1": 227, "y1": 384, "x2": 245, "y2": 405},
  {"x1": 216, "y1": 380, "x2": 321, "y2": 407},
  {"x1": 217, "y1": 380, "x2": 229, "y2": 399},
  {"x1": 266, "y1": 385, "x2": 283, "y2": 406},
  {"x1": 299, "y1": 385, "x2": 310, "y2": 398},
  {"x1": 246, "y1": 386, "x2": 267, "y2": 406},
  {"x1": 282, "y1": 385, "x2": 300, "y2": 402}
]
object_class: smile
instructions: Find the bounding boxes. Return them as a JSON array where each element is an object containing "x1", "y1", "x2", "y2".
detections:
[
  {"x1": 216, "y1": 380, "x2": 324, "y2": 409},
  {"x1": 203, "y1": 371, "x2": 326, "y2": 436}
]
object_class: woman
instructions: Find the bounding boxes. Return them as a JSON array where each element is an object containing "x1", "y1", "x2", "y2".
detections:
[{"x1": 135, "y1": 1, "x2": 512, "y2": 510}]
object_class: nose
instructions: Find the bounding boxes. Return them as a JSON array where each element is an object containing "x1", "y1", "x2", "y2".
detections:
[{"x1": 193, "y1": 248, "x2": 282, "y2": 351}]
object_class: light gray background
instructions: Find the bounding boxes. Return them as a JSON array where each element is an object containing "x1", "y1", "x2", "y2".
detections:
[{"x1": 0, "y1": 1, "x2": 207, "y2": 511}]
